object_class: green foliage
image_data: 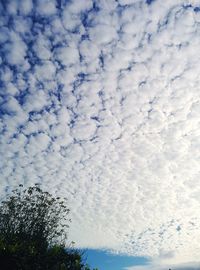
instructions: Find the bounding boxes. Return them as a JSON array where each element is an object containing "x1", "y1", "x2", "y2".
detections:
[
  {"x1": 0, "y1": 184, "x2": 70, "y2": 247},
  {"x1": 0, "y1": 184, "x2": 98, "y2": 270}
]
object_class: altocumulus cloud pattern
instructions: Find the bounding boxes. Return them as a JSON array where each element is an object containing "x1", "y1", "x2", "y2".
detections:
[{"x1": 1, "y1": 0, "x2": 200, "y2": 268}]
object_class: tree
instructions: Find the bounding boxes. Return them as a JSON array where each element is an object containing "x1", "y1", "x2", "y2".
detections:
[{"x1": 0, "y1": 184, "x2": 98, "y2": 270}]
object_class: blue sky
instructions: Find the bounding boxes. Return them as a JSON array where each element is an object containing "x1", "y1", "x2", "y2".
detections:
[
  {"x1": 1, "y1": 0, "x2": 200, "y2": 269},
  {"x1": 82, "y1": 249, "x2": 149, "y2": 270}
]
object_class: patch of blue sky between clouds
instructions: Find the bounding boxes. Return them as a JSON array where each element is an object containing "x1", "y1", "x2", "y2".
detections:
[
  {"x1": 1, "y1": 0, "x2": 200, "y2": 269},
  {"x1": 81, "y1": 249, "x2": 149, "y2": 270}
]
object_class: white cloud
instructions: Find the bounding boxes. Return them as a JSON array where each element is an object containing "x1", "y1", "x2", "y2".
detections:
[
  {"x1": 18, "y1": 0, "x2": 33, "y2": 15},
  {"x1": 25, "y1": 133, "x2": 51, "y2": 156},
  {"x1": 126, "y1": 261, "x2": 200, "y2": 270},
  {"x1": 71, "y1": 119, "x2": 97, "y2": 141},
  {"x1": 89, "y1": 24, "x2": 118, "y2": 45},
  {"x1": 2, "y1": 0, "x2": 200, "y2": 268},
  {"x1": 34, "y1": 61, "x2": 56, "y2": 81},
  {"x1": 4, "y1": 32, "x2": 27, "y2": 65},
  {"x1": 33, "y1": 34, "x2": 52, "y2": 60},
  {"x1": 36, "y1": 0, "x2": 57, "y2": 16},
  {"x1": 56, "y1": 46, "x2": 80, "y2": 66},
  {"x1": 23, "y1": 90, "x2": 50, "y2": 113}
]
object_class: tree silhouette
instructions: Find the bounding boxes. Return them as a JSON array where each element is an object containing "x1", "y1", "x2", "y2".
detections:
[{"x1": 0, "y1": 184, "x2": 97, "y2": 270}]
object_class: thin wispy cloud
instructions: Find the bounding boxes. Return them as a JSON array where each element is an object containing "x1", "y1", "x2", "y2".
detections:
[{"x1": 1, "y1": 0, "x2": 200, "y2": 268}]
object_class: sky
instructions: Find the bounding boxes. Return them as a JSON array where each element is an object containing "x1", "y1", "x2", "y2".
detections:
[
  {"x1": 1, "y1": 0, "x2": 200, "y2": 269},
  {"x1": 82, "y1": 249, "x2": 149, "y2": 270}
]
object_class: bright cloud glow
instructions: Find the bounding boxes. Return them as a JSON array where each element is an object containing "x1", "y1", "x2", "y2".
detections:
[{"x1": 1, "y1": 0, "x2": 200, "y2": 268}]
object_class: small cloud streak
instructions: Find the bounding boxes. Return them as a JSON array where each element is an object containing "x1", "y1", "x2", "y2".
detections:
[{"x1": 126, "y1": 261, "x2": 200, "y2": 270}]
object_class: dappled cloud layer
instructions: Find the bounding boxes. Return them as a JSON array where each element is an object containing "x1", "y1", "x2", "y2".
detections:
[{"x1": 1, "y1": 0, "x2": 200, "y2": 266}]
